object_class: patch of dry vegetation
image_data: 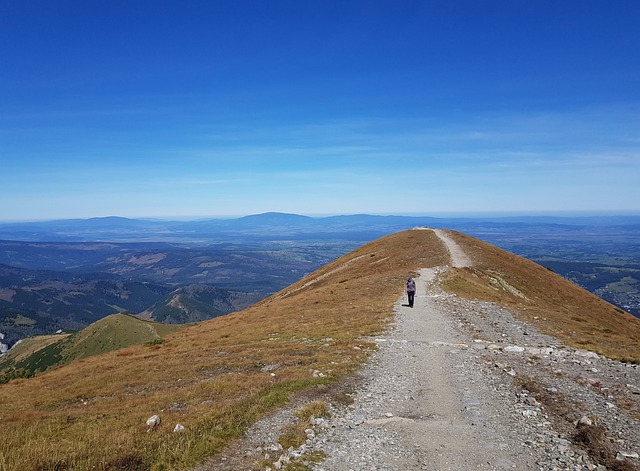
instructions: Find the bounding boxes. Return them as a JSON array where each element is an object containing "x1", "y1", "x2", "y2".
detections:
[
  {"x1": 277, "y1": 401, "x2": 330, "y2": 450},
  {"x1": 514, "y1": 375, "x2": 639, "y2": 471},
  {"x1": 0, "y1": 230, "x2": 448, "y2": 471},
  {"x1": 439, "y1": 231, "x2": 640, "y2": 362}
]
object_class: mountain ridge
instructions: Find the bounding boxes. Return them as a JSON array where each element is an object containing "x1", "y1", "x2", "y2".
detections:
[{"x1": 1, "y1": 229, "x2": 639, "y2": 471}]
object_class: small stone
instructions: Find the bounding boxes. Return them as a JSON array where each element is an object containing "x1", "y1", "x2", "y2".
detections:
[
  {"x1": 504, "y1": 345, "x2": 526, "y2": 353},
  {"x1": 578, "y1": 416, "x2": 593, "y2": 427},
  {"x1": 617, "y1": 451, "x2": 639, "y2": 460},
  {"x1": 173, "y1": 423, "x2": 185, "y2": 432},
  {"x1": 525, "y1": 397, "x2": 540, "y2": 407},
  {"x1": 146, "y1": 415, "x2": 160, "y2": 431}
]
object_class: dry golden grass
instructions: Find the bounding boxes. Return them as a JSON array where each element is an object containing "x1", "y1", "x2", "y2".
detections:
[
  {"x1": 440, "y1": 230, "x2": 640, "y2": 362},
  {"x1": 0, "y1": 230, "x2": 447, "y2": 471}
]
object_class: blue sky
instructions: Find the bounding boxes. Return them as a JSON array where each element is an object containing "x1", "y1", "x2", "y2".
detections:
[{"x1": 1, "y1": 1, "x2": 639, "y2": 221}]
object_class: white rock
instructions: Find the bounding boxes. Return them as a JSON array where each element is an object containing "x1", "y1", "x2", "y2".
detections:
[
  {"x1": 173, "y1": 424, "x2": 185, "y2": 432},
  {"x1": 146, "y1": 415, "x2": 161, "y2": 427},
  {"x1": 617, "y1": 451, "x2": 639, "y2": 460},
  {"x1": 575, "y1": 350, "x2": 599, "y2": 359},
  {"x1": 504, "y1": 346, "x2": 526, "y2": 353},
  {"x1": 578, "y1": 416, "x2": 593, "y2": 427}
]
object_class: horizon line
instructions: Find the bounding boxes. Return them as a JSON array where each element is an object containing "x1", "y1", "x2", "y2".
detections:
[{"x1": 2, "y1": 209, "x2": 640, "y2": 224}]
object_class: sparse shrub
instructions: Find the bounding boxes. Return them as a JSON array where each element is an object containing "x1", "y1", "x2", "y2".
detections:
[
  {"x1": 278, "y1": 401, "x2": 331, "y2": 450},
  {"x1": 0, "y1": 368, "x2": 35, "y2": 384},
  {"x1": 34, "y1": 459, "x2": 71, "y2": 471},
  {"x1": 574, "y1": 423, "x2": 639, "y2": 471},
  {"x1": 104, "y1": 452, "x2": 146, "y2": 471},
  {"x1": 295, "y1": 401, "x2": 330, "y2": 422},
  {"x1": 279, "y1": 427, "x2": 306, "y2": 449},
  {"x1": 332, "y1": 391, "x2": 355, "y2": 405}
]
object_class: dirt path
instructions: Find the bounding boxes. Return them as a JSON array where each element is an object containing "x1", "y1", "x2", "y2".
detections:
[
  {"x1": 434, "y1": 228, "x2": 472, "y2": 268},
  {"x1": 311, "y1": 229, "x2": 536, "y2": 470}
]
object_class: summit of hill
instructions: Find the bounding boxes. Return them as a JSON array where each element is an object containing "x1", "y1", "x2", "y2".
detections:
[{"x1": 1, "y1": 229, "x2": 639, "y2": 471}]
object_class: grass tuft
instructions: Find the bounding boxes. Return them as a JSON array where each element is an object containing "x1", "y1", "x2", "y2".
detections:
[{"x1": 574, "y1": 423, "x2": 639, "y2": 471}]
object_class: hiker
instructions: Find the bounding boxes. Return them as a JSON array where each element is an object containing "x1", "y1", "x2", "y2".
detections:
[{"x1": 406, "y1": 275, "x2": 416, "y2": 308}]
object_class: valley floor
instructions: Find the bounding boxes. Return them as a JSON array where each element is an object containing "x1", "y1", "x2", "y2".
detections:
[{"x1": 196, "y1": 230, "x2": 640, "y2": 471}]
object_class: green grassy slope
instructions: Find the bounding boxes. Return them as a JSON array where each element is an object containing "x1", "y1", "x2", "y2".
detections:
[{"x1": 0, "y1": 313, "x2": 185, "y2": 382}]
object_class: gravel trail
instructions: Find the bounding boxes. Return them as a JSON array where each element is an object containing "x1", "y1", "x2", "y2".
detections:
[
  {"x1": 312, "y1": 229, "x2": 535, "y2": 470},
  {"x1": 433, "y1": 228, "x2": 472, "y2": 268}
]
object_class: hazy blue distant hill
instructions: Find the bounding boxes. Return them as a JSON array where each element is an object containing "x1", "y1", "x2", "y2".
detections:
[
  {"x1": 2, "y1": 212, "x2": 640, "y2": 244},
  {"x1": 236, "y1": 212, "x2": 315, "y2": 225}
]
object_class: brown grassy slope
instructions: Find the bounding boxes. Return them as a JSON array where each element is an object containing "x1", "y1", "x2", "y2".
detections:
[
  {"x1": 0, "y1": 230, "x2": 447, "y2": 471},
  {"x1": 440, "y1": 230, "x2": 640, "y2": 362}
]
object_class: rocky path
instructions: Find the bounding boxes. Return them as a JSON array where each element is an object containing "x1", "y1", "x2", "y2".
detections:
[
  {"x1": 433, "y1": 228, "x2": 472, "y2": 268},
  {"x1": 199, "y1": 229, "x2": 640, "y2": 471},
  {"x1": 310, "y1": 229, "x2": 537, "y2": 470}
]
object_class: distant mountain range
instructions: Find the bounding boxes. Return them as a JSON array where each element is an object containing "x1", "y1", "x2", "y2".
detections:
[
  {"x1": 2, "y1": 212, "x2": 639, "y2": 243},
  {"x1": 1, "y1": 212, "x2": 639, "y2": 349}
]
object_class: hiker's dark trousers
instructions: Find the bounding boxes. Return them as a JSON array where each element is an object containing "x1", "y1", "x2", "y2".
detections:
[{"x1": 407, "y1": 290, "x2": 415, "y2": 308}]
